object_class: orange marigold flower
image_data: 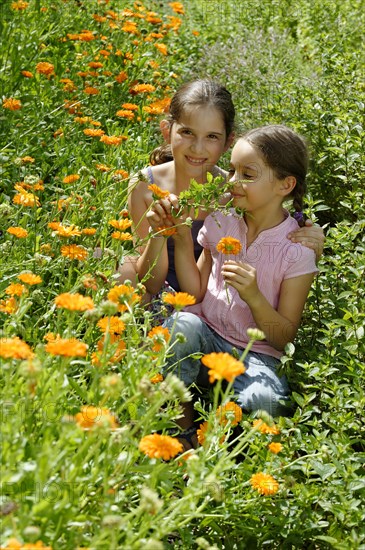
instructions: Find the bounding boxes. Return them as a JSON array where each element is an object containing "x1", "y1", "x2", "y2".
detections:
[
  {"x1": 268, "y1": 442, "x2": 283, "y2": 454},
  {"x1": 111, "y1": 231, "x2": 133, "y2": 241},
  {"x1": 88, "y1": 61, "x2": 103, "y2": 68},
  {"x1": 100, "y1": 135, "x2": 126, "y2": 146},
  {"x1": 201, "y1": 352, "x2": 245, "y2": 383},
  {"x1": 252, "y1": 419, "x2": 280, "y2": 435},
  {"x1": 45, "y1": 337, "x2": 88, "y2": 357},
  {"x1": 166, "y1": 16, "x2": 182, "y2": 31},
  {"x1": 17, "y1": 272, "x2": 42, "y2": 285},
  {"x1": 0, "y1": 297, "x2": 18, "y2": 314},
  {"x1": 153, "y1": 226, "x2": 176, "y2": 237},
  {"x1": 192, "y1": 30, "x2": 200, "y2": 36},
  {"x1": 115, "y1": 71, "x2": 128, "y2": 83},
  {"x1": 55, "y1": 292, "x2": 94, "y2": 311},
  {"x1": 12, "y1": 189, "x2": 40, "y2": 207},
  {"x1": 121, "y1": 102, "x2": 138, "y2": 110},
  {"x1": 250, "y1": 472, "x2": 279, "y2": 496},
  {"x1": 162, "y1": 292, "x2": 196, "y2": 309},
  {"x1": 97, "y1": 316, "x2": 125, "y2": 334},
  {"x1": 84, "y1": 86, "x2": 99, "y2": 95},
  {"x1": 0, "y1": 337, "x2": 34, "y2": 360},
  {"x1": 150, "y1": 373, "x2": 164, "y2": 384},
  {"x1": 197, "y1": 421, "x2": 208, "y2": 445},
  {"x1": 92, "y1": 334, "x2": 126, "y2": 366},
  {"x1": 82, "y1": 228, "x2": 97, "y2": 235},
  {"x1": 75, "y1": 405, "x2": 118, "y2": 429},
  {"x1": 130, "y1": 83, "x2": 156, "y2": 95},
  {"x1": 83, "y1": 128, "x2": 105, "y2": 137},
  {"x1": 139, "y1": 433, "x2": 183, "y2": 460},
  {"x1": 61, "y1": 244, "x2": 88, "y2": 261},
  {"x1": 6, "y1": 227, "x2": 28, "y2": 238},
  {"x1": 3, "y1": 98, "x2": 22, "y2": 110},
  {"x1": 216, "y1": 236, "x2": 242, "y2": 255},
  {"x1": 21, "y1": 155, "x2": 35, "y2": 163},
  {"x1": 5, "y1": 283, "x2": 27, "y2": 296},
  {"x1": 21, "y1": 70, "x2": 34, "y2": 77},
  {"x1": 122, "y1": 21, "x2": 139, "y2": 34},
  {"x1": 36, "y1": 61, "x2": 55, "y2": 75},
  {"x1": 154, "y1": 43, "x2": 168, "y2": 56},
  {"x1": 53, "y1": 224, "x2": 82, "y2": 238},
  {"x1": 216, "y1": 401, "x2": 242, "y2": 427},
  {"x1": 143, "y1": 97, "x2": 171, "y2": 115},
  {"x1": 109, "y1": 219, "x2": 132, "y2": 230},
  {"x1": 63, "y1": 174, "x2": 80, "y2": 184},
  {"x1": 11, "y1": 1, "x2": 29, "y2": 10},
  {"x1": 95, "y1": 163, "x2": 111, "y2": 172},
  {"x1": 82, "y1": 274, "x2": 97, "y2": 290},
  {"x1": 147, "y1": 326, "x2": 170, "y2": 352},
  {"x1": 169, "y1": 2, "x2": 185, "y2": 14},
  {"x1": 114, "y1": 169, "x2": 129, "y2": 180},
  {"x1": 107, "y1": 284, "x2": 141, "y2": 312},
  {"x1": 116, "y1": 109, "x2": 135, "y2": 120},
  {"x1": 148, "y1": 183, "x2": 170, "y2": 199},
  {"x1": 48, "y1": 221, "x2": 61, "y2": 231}
]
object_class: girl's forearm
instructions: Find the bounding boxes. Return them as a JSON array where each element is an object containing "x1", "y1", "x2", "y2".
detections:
[
  {"x1": 245, "y1": 293, "x2": 297, "y2": 351},
  {"x1": 174, "y1": 234, "x2": 204, "y2": 301},
  {"x1": 136, "y1": 235, "x2": 168, "y2": 295}
]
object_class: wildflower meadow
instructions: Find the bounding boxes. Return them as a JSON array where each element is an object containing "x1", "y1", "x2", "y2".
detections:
[{"x1": 1, "y1": 0, "x2": 364, "y2": 548}]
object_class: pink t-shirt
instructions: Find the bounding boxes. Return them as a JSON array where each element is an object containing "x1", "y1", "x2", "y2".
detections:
[{"x1": 185, "y1": 209, "x2": 319, "y2": 359}]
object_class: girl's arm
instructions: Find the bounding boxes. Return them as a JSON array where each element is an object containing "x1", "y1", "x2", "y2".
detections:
[
  {"x1": 222, "y1": 260, "x2": 315, "y2": 351},
  {"x1": 288, "y1": 220, "x2": 325, "y2": 262},
  {"x1": 128, "y1": 177, "x2": 169, "y2": 295}
]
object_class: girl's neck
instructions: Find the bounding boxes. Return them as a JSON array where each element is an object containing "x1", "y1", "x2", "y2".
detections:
[{"x1": 244, "y1": 207, "x2": 286, "y2": 236}]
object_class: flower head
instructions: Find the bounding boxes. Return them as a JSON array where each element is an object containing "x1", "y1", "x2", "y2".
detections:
[
  {"x1": 55, "y1": 293, "x2": 94, "y2": 311},
  {"x1": 268, "y1": 442, "x2": 283, "y2": 454},
  {"x1": 97, "y1": 316, "x2": 125, "y2": 334},
  {"x1": 147, "y1": 326, "x2": 170, "y2": 352},
  {"x1": 130, "y1": 83, "x2": 156, "y2": 95},
  {"x1": 45, "y1": 337, "x2": 88, "y2": 357},
  {"x1": 252, "y1": 419, "x2": 280, "y2": 435},
  {"x1": 139, "y1": 433, "x2": 183, "y2": 460},
  {"x1": 17, "y1": 273, "x2": 42, "y2": 285},
  {"x1": 6, "y1": 227, "x2": 28, "y2": 238},
  {"x1": 111, "y1": 231, "x2": 133, "y2": 241},
  {"x1": 61, "y1": 244, "x2": 88, "y2": 261},
  {"x1": 5, "y1": 283, "x2": 27, "y2": 297},
  {"x1": 63, "y1": 174, "x2": 80, "y2": 184},
  {"x1": 201, "y1": 352, "x2": 245, "y2": 383},
  {"x1": 250, "y1": 472, "x2": 279, "y2": 495},
  {"x1": 75, "y1": 405, "x2": 118, "y2": 429},
  {"x1": 109, "y1": 219, "x2": 132, "y2": 231},
  {"x1": 148, "y1": 183, "x2": 170, "y2": 200},
  {"x1": 3, "y1": 98, "x2": 22, "y2": 110},
  {"x1": 100, "y1": 135, "x2": 126, "y2": 146},
  {"x1": 162, "y1": 292, "x2": 196, "y2": 309},
  {"x1": 0, "y1": 337, "x2": 34, "y2": 360},
  {"x1": 216, "y1": 401, "x2": 242, "y2": 427},
  {"x1": 0, "y1": 297, "x2": 18, "y2": 314},
  {"x1": 216, "y1": 237, "x2": 242, "y2": 255},
  {"x1": 107, "y1": 284, "x2": 141, "y2": 312},
  {"x1": 36, "y1": 62, "x2": 55, "y2": 76},
  {"x1": 52, "y1": 224, "x2": 82, "y2": 238}
]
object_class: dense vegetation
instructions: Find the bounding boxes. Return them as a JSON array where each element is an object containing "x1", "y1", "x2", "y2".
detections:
[{"x1": 1, "y1": 0, "x2": 364, "y2": 548}]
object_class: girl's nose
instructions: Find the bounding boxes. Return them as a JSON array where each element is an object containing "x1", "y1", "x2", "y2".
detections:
[{"x1": 190, "y1": 137, "x2": 204, "y2": 154}]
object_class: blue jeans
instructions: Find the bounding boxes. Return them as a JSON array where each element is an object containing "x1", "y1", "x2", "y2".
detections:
[{"x1": 163, "y1": 312, "x2": 290, "y2": 417}]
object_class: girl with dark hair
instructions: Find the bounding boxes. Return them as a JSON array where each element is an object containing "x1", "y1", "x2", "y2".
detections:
[{"x1": 148, "y1": 125, "x2": 319, "y2": 448}]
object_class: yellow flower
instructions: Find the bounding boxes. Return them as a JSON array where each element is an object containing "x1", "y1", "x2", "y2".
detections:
[
  {"x1": 150, "y1": 373, "x2": 164, "y2": 384},
  {"x1": 121, "y1": 102, "x2": 138, "y2": 110},
  {"x1": 216, "y1": 236, "x2": 242, "y2": 255},
  {"x1": 95, "y1": 163, "x2": 110, "y2": 172},
  {"x1": 84, "y1": 86, "x2": 99, "y2": 95},
  {"x1": 53, "y1": 224, "x2": 82, "y2": 238},
  {"x1": 100, "y1": 135, "x2": 126, "y2": 146},
  {"x1": 74, "y1": 405, "x2": 118, "y2": 429},
  {"x1": 109, "y1": 219, "x2": 132, "y2": 231},
  {"x1": 201, "y1": 352, "x2": 245, "y2": 383},
  {"x1": 83, "y1": 128, "x2": 105, "y2": 137},
  {"x1": 162, "y1": 292, "x2": 196, "y2": 309},
  {"x1": 2, "y1": 98, "x2": 22, "y2": 110},
  {"x1": 55, "y1": 293, "x2": 94, "y2": 311},
  {"x1": 216, "y1": 401, "x2": 242, "y2": 427},
  {"x1": 154, "y1": 43, "x2": 168, "y2": 56},
  {"x1": 139, "y1": 433, "x2": 183, "y2": 460},
  {"x1": 252, "y1": 419, "x2": 280, "y2": 435},
  {"x1": 17, "y1": 273, "x2": 42, "y2": 285},
  {"x1": 36, "y1": 62, "x2": 55, "y2": 76},
  {"x1": 63, "y1": 174, "x2": 80, "y2": 184},
  {"x1": 97, "y1": 316, "x2": 125, "y2": 334},
  {"x1": 0, "y1": 297, "x2": 18, "y2": 314},
  {"x1": 60, "y1": 244, "x2": 88, "y2": 261},
  {"x1": 82, "y1": 228, "x2": 97, "y2": 235},
  {"x1": 115, "y1": 71, "x2": 128, "y2": 83},
  {"x1": 116, "y1": 109, "x2": 135, "y2": 120},
  {"x1": 169, "y1": 2, "x2": 185, "y2": 14},
  {"x1": 111, "y1": 231, "x2": 133, "y2": 241},
  {"x1": 0, "y1": 337, "x2": 34, "y2": 360},
  {"x1": 147, "y1": 326, "x2": 170, "y2": 352},
  {"x1": 11, "y1": 1, "x2": 29, "y2": 10},
  {"x1": 107, "y1": 284, "x2": 141, "y2": 312},
  {"x1": 196, "y1": 421, "x2": 208, "y2": 445},
  {"x1": 268, "y1": 442, "x2": 283, "y2": 454},
  {"x1": 91, "y1": 335, "x2": 126, "y2": 366},
  {"x1": 13, "y1": 189, "x2": 40, "y2": 207},
  {"x1": 6, "y1": 227, "x2": 28, "y2": 238},
  {"x1": 21, "y1": 70, "x2": 34, "y2": 78},
  {"x1": 130, "y1": 83, "x2": 156, "y2": 95},
  {"x1": 45, "y1": 337, "x2": 88, "y2": 357},
  {"x1": 20, "y1": 155, "x2": 35, "y2": 162},
  {"x1": 250, "y1": 472, "x2": 279, "y2": 496},
  {"x1": 5, "y1": 283, "x2": 27, "y2": 296},
  {"x1": 148, "y1": 183, "x2": 170, "y2": 200}
]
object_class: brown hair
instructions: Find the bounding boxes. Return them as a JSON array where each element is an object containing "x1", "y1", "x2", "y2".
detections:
[
  {"x1": 150, "y1": 79, "x2": 235, "y2": 165},
  {"x1": 242, "y1": 124, "x2": 309, "y2": 225}
]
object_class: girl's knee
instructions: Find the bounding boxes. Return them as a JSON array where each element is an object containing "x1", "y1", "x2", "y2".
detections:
[{"x1": 235, "y1": 384, "x2": 289, "y2": 417}]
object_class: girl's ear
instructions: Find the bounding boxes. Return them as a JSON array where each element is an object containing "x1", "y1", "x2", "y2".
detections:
[
  {"x1": 224, "y1": 132, "x2": 235, "y2": 152},
  {"x1": 279, "y1": 176, "x2": 296, "y2": 197},
  {"x1": 160, "y1": 119, "x2": 171, "y2": 143}
]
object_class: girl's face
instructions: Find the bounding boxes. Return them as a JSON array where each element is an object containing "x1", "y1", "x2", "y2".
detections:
[
  {"x1": 228, "y1": 139, "x2": 284, "y2": 214},
  {"x1": 165, "y1": 106, "x2": 232, "y2": 182}
]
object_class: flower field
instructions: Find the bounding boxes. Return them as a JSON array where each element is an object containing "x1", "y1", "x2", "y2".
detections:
[{"x1": 1, "y1": 0, "x2": 364, "y2": 548}]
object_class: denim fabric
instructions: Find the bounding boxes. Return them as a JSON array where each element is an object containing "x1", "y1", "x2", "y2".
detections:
[{"x1": 163, "y1": 312, "x2": 290, "y2": 417}]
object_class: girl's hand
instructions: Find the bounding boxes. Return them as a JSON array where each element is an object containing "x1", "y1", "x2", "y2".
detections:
[
  {"x1": 287, "y1": 219, "x2": 325, "y2": 261},
  {"x1": 222, "y1": 260, "x2": 260, "y2": 304},
  {"x1": 146, "y1": 194, "x2": 179, "y2": 232}
]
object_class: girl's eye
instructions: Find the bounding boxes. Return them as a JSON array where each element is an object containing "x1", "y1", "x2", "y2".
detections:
[
  {"x1": 181, "y1": 129, "x2": 192, "y2": 135},
  {"x1": 208, "y1": 134, "x2": 218, "y2": 140},
  {"x1": 228, "y1": 168, "x2": 235, "y2": 175}
]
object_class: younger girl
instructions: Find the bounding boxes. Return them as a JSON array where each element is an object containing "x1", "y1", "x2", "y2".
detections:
[
  {"x1": 147, "y1": 124, "x2": 319, "y2": 446},
  {"x1": 118, "y1": 80, "x2": 323, "y2": 303}
]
